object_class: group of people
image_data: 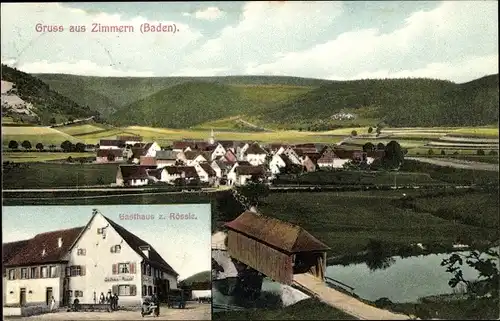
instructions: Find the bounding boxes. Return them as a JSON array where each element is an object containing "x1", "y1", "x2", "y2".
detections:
[{"x1": 99, "y1": 291, "x2": 119, "y2": 310}]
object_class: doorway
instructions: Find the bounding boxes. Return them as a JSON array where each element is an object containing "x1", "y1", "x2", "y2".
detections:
[
  {"x1": 20, "y1": 288, "x2": 26, "y2": 306},
  {"x1": 46, "y1": 287, "x2": 53, "y2": 305}
]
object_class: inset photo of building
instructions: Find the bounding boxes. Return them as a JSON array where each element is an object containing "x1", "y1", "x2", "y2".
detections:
[{"x1": 3, "y1": 204, "x2": 212, "y2": 320}]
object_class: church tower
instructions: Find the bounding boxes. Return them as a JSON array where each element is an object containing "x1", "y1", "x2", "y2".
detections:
[{"x1": 209, "y1": 129, "x2": 215, "y2": 145}]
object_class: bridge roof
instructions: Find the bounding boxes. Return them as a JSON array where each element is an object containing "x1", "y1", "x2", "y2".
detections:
[{"x1": 224, "y1": 211, "x2": 330, "y2": 254}]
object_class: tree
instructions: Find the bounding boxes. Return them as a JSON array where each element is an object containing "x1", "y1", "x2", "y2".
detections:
[
  {"x1": 428, "y1": 149, "x2": 434, "y2": 155},
  {"x1": 362, "y1": 142, "x2": 375, "y2": 152},
  {"x1": 35, "y1": 143, "x2": 44, "y2": 151},
  {"x1": 61, "y1": 140, "x2": 73, "y2": 152},
  {"x1": 441, "y1": 247, "x2": 499, "y2": 298},
  {"x1": 477, "y1": 149, "x2": 485, "y2": 156},
  {"x1": 376, "y1": 127, "x2": 382, "y2": 135},
  {"x1": 68, "y1": 117, "x2": 74, "y2": 122},
  {"x1": 21, "y1": 140, "x2": 32, "y2": 150},
  {"x1": 351, "y1": 130, "x2": 358, "y2": 137},
  {"x1": 49, "y1": 117, "x2": 57, "y2": 125},
  {"x1": 67, "y1": 156, "x2": 74, "y2": 163},
  {"x1": 489, "y1": 150, "x2": 498, "y2": 156},
  {"x1": 8, "y1": 140, "x2": 18, "y2": 150},
  {"x1": 377, "y1": 142, "x2": 385, "y2": 150},
  {"x1": 368, "y1": 127, "x2": 373, "y2": 134},
  {"x1": 107, "y1": 153, "x2": 116, "y2": 162},
  {"x1": 237, "y1": 182, "x2": 270, "y2": 207},
  {"x1": 382, "y1": 140, "x2": 404, "y2": 169},
  {"x1": 75, "y1": 142, "x2": 86, "y2": 153},
  {"x1": 440, "y1": 150, "x2": 446, "y2": 155}
]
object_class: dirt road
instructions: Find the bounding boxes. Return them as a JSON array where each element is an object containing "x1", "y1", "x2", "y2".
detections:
[{"x1": 6, "y1": 302, "x2": 211, "y2": 320}]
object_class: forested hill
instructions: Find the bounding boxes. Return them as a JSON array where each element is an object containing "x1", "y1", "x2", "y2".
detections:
[
  {"x1": 259, "y1": 74, "x2": 499, "y2": 129},
  {"x1": 1, "y1": 65, "x2": 101, "y2": 124}
]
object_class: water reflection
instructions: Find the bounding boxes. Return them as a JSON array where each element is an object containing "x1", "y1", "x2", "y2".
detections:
[{"x1": 365, "y1": 255, "x2": 396, "y2": 271}]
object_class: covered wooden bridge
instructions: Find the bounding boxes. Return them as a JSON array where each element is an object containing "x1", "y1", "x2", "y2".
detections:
[{"x1": 224, "y1": 210, "x2": 330, "y2": 285}]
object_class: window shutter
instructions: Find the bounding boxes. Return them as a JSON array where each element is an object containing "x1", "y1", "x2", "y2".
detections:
[
  {"x1": 54, "y1": 266, "x2": 59, "y2": 278},
  {"x1": 112, "y1": 264, "x2": 117, "y2": 275},
  {"x1": 35, "y1": 267, "x2": 40, "y2": 279},
  {"x1": 112, "y1": 285, "x2": 118, "y2": 295},
  {"x1": 130, "y1": 263, "x2": 135, "y2": 274},
  {"x1": 110, "y1": 246, "x2": 115, "y2": 253},
  {"x1": 65, "y1": 267, "x2": 70, "y2": 277},
  {"x1": 15, "y1": 268, "x2": 20, "y2": 279},
  {"x1": 80, "y1": 265, "x2": 86, "y2": 276},
  {"x1": 130, "y1": 285, "x2": 137, "y2": 296},
  {"x1": 83, "y1": 249, "x2": 86, "y2": 256}
]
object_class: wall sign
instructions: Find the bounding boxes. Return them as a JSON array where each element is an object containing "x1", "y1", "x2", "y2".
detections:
[{"x1": 104, "y1": 276, "x2": 134, "y2": 282}]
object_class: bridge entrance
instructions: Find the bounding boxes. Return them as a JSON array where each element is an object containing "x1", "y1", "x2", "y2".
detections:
[{"x1": 224, "y1": 211, "x2": 330, "y2": 285}]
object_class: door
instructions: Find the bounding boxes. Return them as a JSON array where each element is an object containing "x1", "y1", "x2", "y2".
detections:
[
  {"x1": 46, "y1": 287, "x2": 53, "y2": 305},
  {"x1": 62, "y1": 278, "x2": 69, "y2": 306},
  {"x1": 20, "y1": 288, "x2": 26, "y2": 306}
]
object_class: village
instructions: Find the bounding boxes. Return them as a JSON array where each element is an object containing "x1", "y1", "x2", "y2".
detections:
[{"x1": 95, "y1": 130, "x2": 386, "y2": 188}]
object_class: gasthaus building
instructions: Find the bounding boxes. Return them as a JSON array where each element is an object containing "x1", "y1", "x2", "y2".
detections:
[{"x1": 3, "y1": 209, "x2": 178, "y2": 310}]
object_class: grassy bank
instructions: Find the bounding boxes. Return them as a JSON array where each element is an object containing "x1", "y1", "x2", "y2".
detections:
[
  {"x1": 248, "y1": 190, "x2": 499, "y2": 257},
  {"x1": 213, "y1": 298, "x2": 357, "y2": 320},
  {"x1": 2, "y1": 163, "x2": 117, "y2": 189},
  {"x1": 3, "y1": 152, "x2": 95, "y2": 163}
]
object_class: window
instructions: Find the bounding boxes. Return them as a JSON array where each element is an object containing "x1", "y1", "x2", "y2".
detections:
[
  {"x1": 8, "y1": 269, "x2": 15, "y2": 280},
  {"x1": 153, "y1": 286, "x2": 157, "y2": 294},
  {"x1": 142, "y1": 285, "x2": 147, "y2": 296},
  {"x1": 97, "y1": 228, "x2": 103, "y2": 234},
  {"x1": 147, "y1": 286, "x2": 152, "y2": 296},
  {"x1": 75, "y1": 290, "x2": 83, "y2": 297},
  {"x1": 67, "y1": 290, "x2": 73, "y2": 297},
  {"x1": 49, "y1": 266, "x2": 57, "y2": 278},
  {"x1": 147, "y1": 265, "x2": 151, "y2": 276},
  {"x1": 21, "y1": 268, "x2": 28, "y2": 279},
  {"x1": 118, "y1": 263, "x2": 129, "y2": 274},
  {"x1": 41, "y1": 266, "x2": 48, "y2": 278},
  {"x1": 70, "y1": 266, "x2": 81, "y2": 276},
  {"x1": 110, "y1": 245, "x2": 121, "y2": 253},
  {"x1": 30, "y1": 267, "x2": 37, "y2": 279},
  {"x1": 118, "y1": 285, "x2": 130, "y2": 296},
  {"x1": 77, "y1": 249, "x2": 86, "y2": 256}
]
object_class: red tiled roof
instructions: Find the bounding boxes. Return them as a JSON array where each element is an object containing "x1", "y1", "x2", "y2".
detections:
[
  {"x1": 97, "y1": 149, "x2": 124, "y2": 157},
  {"x1": 131, "y1": 147, "x2": 147, "y2": 159},
  {"x1": 224, "y1": 211, "x2": 330, "y2": 254},
  {"x1": 235, "y1": 165, "x2": 266, "y2": 176},
  {"x1": 140, "y1": 156, "x2": 157, "y2": 166},
  {"x1": 3, "y1": 240, "x2": 30, "y2": 265},
  {"x1": 4, "y1": 227, "x2": 84, "y2": 267},
  {"x1": 224, "y1": 150, "x2": 237, "y2": 162}
]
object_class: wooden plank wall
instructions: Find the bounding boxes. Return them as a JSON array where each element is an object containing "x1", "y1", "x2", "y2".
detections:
[{"x1": 227, "y1": 230, "x2": 293, "y2": 285}]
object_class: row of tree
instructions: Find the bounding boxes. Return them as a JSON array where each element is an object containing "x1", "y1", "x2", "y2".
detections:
[{"x1": 7, "y1": 140, "x2": 89, "y2": 152}]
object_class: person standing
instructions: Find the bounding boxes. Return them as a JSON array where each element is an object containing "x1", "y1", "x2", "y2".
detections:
[
  {"x1": 100, "y1": 292, "x2": 105, "y2": 304},
  {"x1": 113, "y1": 293, "x2": 119, "y2": 311},
  {"x1": 49, "y1": 296, "x2": 56, "y2": 312}
]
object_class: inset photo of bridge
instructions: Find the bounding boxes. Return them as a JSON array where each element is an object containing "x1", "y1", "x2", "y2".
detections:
[{"x1": 2, "y1": 204, "x2": 212, "y2": 320}]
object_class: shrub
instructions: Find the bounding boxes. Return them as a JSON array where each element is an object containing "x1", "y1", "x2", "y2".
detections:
[
  {"x1": 428, "y1": 149, "x2": 434, "y2": 155},
  {"x1": 477, "y1": 149, "x2": 485, "y2": 156},
  {"x1": 488, "y1": 150, "x2": 498, "y2": 156},
  {"x1": 441, "y1": 150, "x2": 446, "y2": 155},
  {"x1": 453, "y1": 151, "x2": 459, "y2": 155}
]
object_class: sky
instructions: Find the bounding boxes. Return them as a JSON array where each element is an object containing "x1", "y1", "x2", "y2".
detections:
[
  {"x1": 0, "y1": 1, "x2": 498, "y2": 83},
  {"x1": 2, "y1": 204, "x2": 211, "y2": 280}
]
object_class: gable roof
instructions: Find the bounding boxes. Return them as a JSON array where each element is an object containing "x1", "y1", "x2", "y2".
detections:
[
  {"x1": 156, "y1": 150, "x2": 178, "y2": 160},
  {"x1": 97, "y1": 149, "x2": 124, "y2": 157},
  {"x1": 224, "y1": 211, "x2": 330, "y2": 254},
  {"x1": 103, "y1": 215, "x2": 178, "y2": 276},
  {"x1": 4, "y1": 227, "x2": 84, "y2": 267},
  {"x1": 162, "y1": 166, "x2": 199, "y2": 178},
  {"x1": 140, "y1": 156, "x2": 157, "y2": 166},
  {"x1": 245, "y1": 143, "x2": 267, "y2": 155},
  {"x1": 278, "y1": 154, "x2": 293, "y2": 167},
  {"x1": 184, "y1": 150, "x2": 205, "y2": 160},
  {"x1": 119, "y1": 165, "x2": 157, "y2": 180},
  {"x1": 131, "y1": 147, "x2": 147, "y2": 159},
  {"x1": 117, "y1": 135, "x2": 142, "y2": 142},
  {"x1": 214, "y1": 160, "x2": 229, "y2": 170},
  {"x1": 2, "y1": 240, "x2": 30, "y2": 265},
  {"x1": 100, "y1": 139, "x2": 124, "y2": 147},
  {"x1": 199, "y1": 163, "x2": 216, "y2": 177},
  {"x1": 235, "y1": 165, "x2": 266, "y2": 176}
]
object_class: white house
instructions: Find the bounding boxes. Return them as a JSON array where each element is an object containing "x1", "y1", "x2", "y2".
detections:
[
  {"x1": 244, "y1": 143, "x2": 268, "y2": 166},
  {"x1": 184, "y1": 151, "x2": 208, "y2": 166},
  {"x1": 154, "y1": 166, "x2": 199, "y2": 184},
  {"x1": 206, "y1": 144, "x2": 226, "y2": 161},
  {"x1": 227, "y1": 165, "x2": 266, "y2": 186},
  {"x1": 283, "y1": 147, "x2": 302, "y2": 165},
  {"x1": 99, "y1": 140, "x2": 124, "y2": 150},
  {"x1": 235, "y1": 143, "x2": 250, "y2": 161},
  {"x1": 117, "y1": 136, "x2": 143, "y2": 146},
  {"x1": 194, "y1": 163, "x2": 217, "y2": 185},
  {"x1": 141, "y1": 142, "x2": 161, "y2": 158},
  {"x1": 3, "y1": 209, "x2": 179, "y2": 311},
  {"x1": 96, "y1": 149, "x2": 125, "y2": 163},
  {"x1": 269, "y1": 154, "x2": 293, "y2": 175},
  {"x1": 115, "y1": 165, "x2": 158, "y2": 187}
]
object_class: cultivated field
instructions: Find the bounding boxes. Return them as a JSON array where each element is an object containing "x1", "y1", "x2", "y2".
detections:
[
  {"x1": 2, "y1": 126, "x2": 81, "y2": 146},
  {"x1": 3, "y1": 152, "x2": 95, "y2": 163}
]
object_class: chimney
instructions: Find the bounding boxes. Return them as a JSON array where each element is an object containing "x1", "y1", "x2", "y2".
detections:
[{"x1": 58, "y1": 237, "x2": 63, "y2": 248}]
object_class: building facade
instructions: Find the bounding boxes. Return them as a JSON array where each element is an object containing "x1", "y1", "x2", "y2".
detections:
[{"x1": 3, "y1": 210, "x2": 178, "y2": 309}]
